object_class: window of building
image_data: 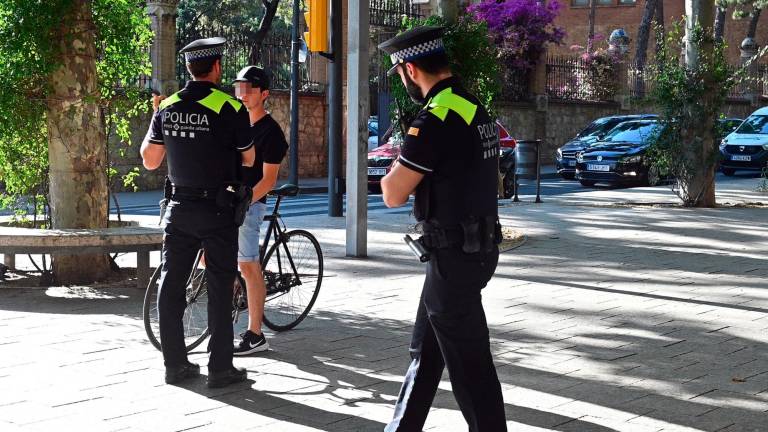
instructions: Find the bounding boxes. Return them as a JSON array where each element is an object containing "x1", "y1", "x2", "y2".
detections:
[
  {"x1": 618, "y1": 0, "x2": 637, "y2": 4},
  {"x1": 572, "y1": 0, "x2": 616, "y2": 6}
]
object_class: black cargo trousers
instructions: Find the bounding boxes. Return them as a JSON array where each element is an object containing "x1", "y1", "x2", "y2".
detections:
[
  {"x1": 158, "y1": 199, "x2": 238, "y2": 373},
  {"x1": 386, "y1": 246, "x2": 507, "y2": 432}
]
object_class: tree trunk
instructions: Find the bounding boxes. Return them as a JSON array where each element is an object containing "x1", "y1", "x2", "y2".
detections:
[
  {"x1": 684, "y1": 0, "x2": 716, "y2": 207},
  {"x1": 634, "y1": 0, "x2": 659, "y2": 96},
  {"x1": 714, "y1": 6, "x2": 726, "y2": 43},
  {"x1": 437, "y1": 0, "x2": 459, "y2": 24},
  {"x1": 654, "y1": 0, "x2": 665, "y2": 65},
  {"x1": 249, "y1": 0, "x2": 281, "y2": 64},
  {"x1": 47, "y1": 0, "x2": 111, "y2": 284},
  {"x1": 587, "y1": 0, "x2": 597, "y2": 52},
  {"x1": 747, "y1": 8, "x2": 762, "y2": 40}
]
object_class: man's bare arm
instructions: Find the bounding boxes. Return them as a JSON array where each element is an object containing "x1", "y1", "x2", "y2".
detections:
[
  {"x1": 241, "y1": 146, "x2": 255, "y2": 167},
  {"x1": 381, "y1": 161, "x2": 424, "y2": 208},
  {"x1": 140, "y1": 131, "x2": 166, "y2": 170},
  {"x1": 252, "y1": 163, "x2": 281, "y2": 203}
]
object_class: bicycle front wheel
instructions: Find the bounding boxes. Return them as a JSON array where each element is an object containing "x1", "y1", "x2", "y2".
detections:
[
  {"x1": 143, "y1": 255, "x2": 210, "y2": 352},
  {"x1": 262, "y1": 229, "x2": 323, "y2": 331}
]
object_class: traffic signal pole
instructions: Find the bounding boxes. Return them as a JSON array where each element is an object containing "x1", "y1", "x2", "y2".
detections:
[
  {"x1": 289, "y1": 0, "x2": 300, "y2": 186},
  {"x1": 327, "y1": 0, "x2": 343, "y2": 217},
  {"x1": 345, "y1": 0, "x2": 369, "y2": 257}
]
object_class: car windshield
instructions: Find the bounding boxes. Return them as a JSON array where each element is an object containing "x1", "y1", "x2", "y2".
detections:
[
  {"x1": 577, "y1": 118, "x2": 623, "y2": 138},
  {"x1": 735, "y1": 115, "x2": 768, "y2": 134},
  {"x1": 602, "y1": 122, "x2": 660, "y2": 144}
]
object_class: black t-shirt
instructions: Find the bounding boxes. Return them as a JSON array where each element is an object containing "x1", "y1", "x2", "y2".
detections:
[
  {"x1": 398, "y1": 77, "x2": 499, "y2": 225},
  {"x1": 241, "y1": 114, "x2": 288, "y2": 203},
  {"x1": 148, "y1": 81, "x2": 253, "y2": 189}
]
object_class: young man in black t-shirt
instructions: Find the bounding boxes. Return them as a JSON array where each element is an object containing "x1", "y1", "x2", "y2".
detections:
[{"x1": 232, "y1": 66, "x2": 288, "y2": 354}]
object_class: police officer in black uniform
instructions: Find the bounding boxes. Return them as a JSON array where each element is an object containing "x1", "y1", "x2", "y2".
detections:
[
  {"x1": 140, "y1": 37, "x2": 256, "y2": 388},
  {"x1": 379, "y1": 27, "x2": 507, "y2": 431}
]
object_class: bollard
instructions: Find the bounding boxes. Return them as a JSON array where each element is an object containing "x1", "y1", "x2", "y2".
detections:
[{"x1": 513, "y1": 139, "x2": 543, "y2": 203}]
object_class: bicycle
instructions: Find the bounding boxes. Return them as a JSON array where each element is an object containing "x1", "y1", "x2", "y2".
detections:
[{"x1": 142, "y1": 184, "x2": 323, "y2": 352}]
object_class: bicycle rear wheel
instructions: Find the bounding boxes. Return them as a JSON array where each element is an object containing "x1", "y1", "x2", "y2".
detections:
[
  {"x1": 143, "y1": 252, "x2": 210, "y2": 352},
  {"x1": 262, "y1": 229, "x2": 323, "y2": 331}
]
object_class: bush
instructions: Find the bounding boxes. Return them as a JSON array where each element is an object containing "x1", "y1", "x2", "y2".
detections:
[{"x1": 387, "y1": 14, "x2": 501, "y2": 130}]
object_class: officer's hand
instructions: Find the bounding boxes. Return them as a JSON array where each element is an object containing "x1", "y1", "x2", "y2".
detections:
[{"x1": 152, "y1": 95, "x2": 166, "y2": 112}]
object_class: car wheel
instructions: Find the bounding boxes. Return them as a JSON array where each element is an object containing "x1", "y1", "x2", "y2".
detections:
[
  {"x1": 721, "y1": 168, "x2": 736, "y2": 176},
  {"x1": 560, "y1": 173, "x2": 576, "y2": 180},
  {"x1": 646, "y1": 165, "x2": 661, "y2": 186},
  {"x1": 368, "y1": 184, "x2": 382, "y2": 194},
  {"x1": 579, "y1": 180, "x2": 596, "y2": 187}
]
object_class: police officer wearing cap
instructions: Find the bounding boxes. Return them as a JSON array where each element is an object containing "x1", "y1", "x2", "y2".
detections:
[
  {"x1": 141, "y1": 37, "x2": 255, "y2": 388},
  {"x1": 379, "y1": 26, "x2": 507, "y2": 431}
]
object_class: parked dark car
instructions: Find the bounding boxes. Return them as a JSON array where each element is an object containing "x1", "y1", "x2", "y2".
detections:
[
  {"x1": 575, "y1": 119, "x2": 663, "y2": 187},
  {"x1": 556, "y1": 114, "x2": 658, "y2": 179},
  {"x1": 367, "y1": 120, "x2": 516, "y2": 195},
  {"x1": 719, "y1": 108, "x2": 768, "y2": 175}
]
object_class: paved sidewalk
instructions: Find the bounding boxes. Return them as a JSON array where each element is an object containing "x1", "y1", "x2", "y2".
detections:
[{"x1": 1, "y1": 179, "x2": 767, "y2": 431}]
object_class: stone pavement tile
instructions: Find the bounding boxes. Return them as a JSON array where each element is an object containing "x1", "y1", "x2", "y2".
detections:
[
  {"x1": 502, "y1": 385, "x2": 575, "y2": 411},
  {"x1": 693, "y1": 404, "x2": 768, "y2": 426},
  {"x1": 555, "y1": 383, "x2": 651, "y2": 410},
  {"x1": 626, "y1": 410, "x2": 738, "y2": 432},
  {"x1": 622, "y1": 393, "x2": 720, "y2": 418},
  {"x1": 718, "y1": 421, "x2": 768, "y2": 432},
  {"x1": 0, "y1": 400, "x2": 71, "y2": 427}
]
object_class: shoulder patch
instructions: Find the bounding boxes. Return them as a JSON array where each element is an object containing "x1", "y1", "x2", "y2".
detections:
[
  {"x1": 158, "y1": 92, "x2": 182, "y2": 110},
  {"x1": 197, "y1": 88, "x2": 243, "y2": 114},
  {"x1": 408, "y1": 127, "x2": 420, "y2": 136}
]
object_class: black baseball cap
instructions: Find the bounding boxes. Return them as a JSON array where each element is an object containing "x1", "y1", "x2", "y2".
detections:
[{"x1": 233, "y1": 66, "x2": 270, "y2": 90}]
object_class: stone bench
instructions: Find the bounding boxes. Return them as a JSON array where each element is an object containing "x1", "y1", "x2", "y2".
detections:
[{"x1": 0, "y1": 226, "x2": 163, "y2": 289}]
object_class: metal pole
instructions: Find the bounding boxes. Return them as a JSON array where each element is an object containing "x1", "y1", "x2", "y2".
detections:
[
  {"x1": 513, "y1": 148, "x2": 520, "y2": 203},
  {"x1": 346, "y1": 0, "x2": 369, "y2": 257},
  {"x1": 535, "y1": 140, "x2": 543, "y2": 203},
  {"x1": 289, "y1": 0, "x2": 300, "y2": 185},
  {"x1": 327, "y1": 0, "x2": 343, "y2": 216}
]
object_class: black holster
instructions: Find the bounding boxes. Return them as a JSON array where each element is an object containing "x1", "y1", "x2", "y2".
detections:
[
  {"x1": 215, "y1": 182, "x2": 253, "y2": 227},
  {"x1": 460, "y1": 216, "x2": 502, "y2": 254}
]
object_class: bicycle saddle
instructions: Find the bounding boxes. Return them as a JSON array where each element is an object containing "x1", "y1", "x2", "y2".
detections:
[{"x1": 270, "y1": 184, "x2": 300, "y2": 197}]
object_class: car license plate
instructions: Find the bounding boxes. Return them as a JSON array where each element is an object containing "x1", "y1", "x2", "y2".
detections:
[
  {"x1": 367, "y1": 168, "x2": 387, "y2": 176},
  {"x1": 587, "y1": 164, "x2": 610, "y2": 172},
  {"x1": 568, "y1": 160, "x2": 576, "y2": 167},
  {"x1": 732, "y1": 155, "x2": 751, "y2": 161}
]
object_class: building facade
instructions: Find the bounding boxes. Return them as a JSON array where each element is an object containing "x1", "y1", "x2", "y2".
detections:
[{"x1": 550, "y1": 1, "x2": 766, "y2": 65}]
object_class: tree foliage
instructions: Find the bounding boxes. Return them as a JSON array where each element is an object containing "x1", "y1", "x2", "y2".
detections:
[
  {"x1": 178, "y1": 0, "x2": 292, "y2": 39},
  {"x1": 466, "y1": 0, "x2": 564, "y2": 71},
  {"x1": 646, "y1": 20, "x2": 765, "y2": 206},
  {"x1": 388, "y1": 14, "x2": 502, "y2": 131},
  {"x1": 0, "y1": 0, "x2": 152, "y2": 214}
]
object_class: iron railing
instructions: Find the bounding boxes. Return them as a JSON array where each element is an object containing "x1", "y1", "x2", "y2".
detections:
[
  {"x1": 547, "y1": 56, "x2": 615, "y2": 101},
  {"x1": 176, "y1": 28, "x2": 325, "y2": 92},
  {"x1": 501, "y1": 68, "x2": 531, "y2": 101},
  {"x1": 370, "y1": 0, "x2": 424, "y2": 29}
]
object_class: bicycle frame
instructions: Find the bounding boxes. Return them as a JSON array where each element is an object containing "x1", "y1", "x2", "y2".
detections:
[{"x1": 258, "y1": 195, "x2": 304, "y2": 297}]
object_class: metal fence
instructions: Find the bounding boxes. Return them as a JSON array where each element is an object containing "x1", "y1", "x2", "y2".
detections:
[
  {"x1": 501, "y1": 68, "x2": 531, "y2": 101},
  {"x1": 176, "y1": 28, "x2": 325, "y2": 92},
  {"x1": 546, "y1": 55, "x2": 615, "y2": 102},
  {"x1": 370, "y1": 0, "x2": 423, "y2": 29}
]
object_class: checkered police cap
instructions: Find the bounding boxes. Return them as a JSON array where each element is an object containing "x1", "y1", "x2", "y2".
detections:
[
  {"x1": 179, "y1": 37, "x2": 226, "y2": 63},
  {"x1": 378, "y1": 26, "x2": 446, "y2": 76},
  {"x1": 390, "y1": 38, "x2": 445, "y2": 67}
]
